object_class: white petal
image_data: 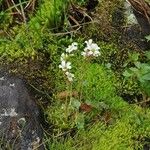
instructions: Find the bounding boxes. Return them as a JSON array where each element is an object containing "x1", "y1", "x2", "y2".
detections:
[
  {"x1": 84, "y1": 47, "x2": 88, "y2": 51},
  {"x1": 66, "y1": 43, "x2": 78, "y2": 53},
  {"x1": 71, "y1": 74, "x2": 74, "y2": 78},
  {"x1": 62, "y1": 68, "x2": 67, "y2": 71},
  {"x1": 66, "y1": 46, "x2": 71, "y2": 53},
  {"x1": 92, "y1": 44, "x2": 100, "y2": 50},
  {"x1": 72, "y1": 42, "x2": 78, "y2": 46},
  {"x1": 66, "y1": 62, "x2": 71, "y2": 69},
  {"x1": 61, "y1": 53, "x2": 68, "y2": 61},
  {"x1": 67, "y1": 66, "x2": 71, "y2": 70},
  {"x1": 95, "y1": 50, "x2": 100, "y2": 54},
  {"x1": 61, "y1": 61, "x2": 66, "y2": 67},
  {"x1": 61, "y1": 53, "x2": 65, "y2": 57},
  {"x1": 85, "y1": 39, "x2": 93, "y2": 46},
  {"x1": 81, "y1": 52, "x2": 86, "y2": 57},
  {"x1": 67, "y1": 61, "x2": 71, "y2": 66},
  {"x1": 88, "y1": 51, "x2": 93, "y2": 56},
  {"x1": 88, "y1": 39, "x2": 93, "y2": 45},
  {"x1": 59, "y1": 65, "x2": 62, "y2": 68},
  {"x1": 65, "y1": 72, "x2": 74, "y2": 82},
  {"x1": 68, "y1": 77, "x2": 73, "y2": 82},
  {"x1": 65, "y1": 71, "x2": 69, "y2": 75},
  {"x1": 73, "y1": 45, "x2": 78, "y2": 50}
]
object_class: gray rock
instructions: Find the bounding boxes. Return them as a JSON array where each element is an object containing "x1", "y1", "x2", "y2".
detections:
[
  {"x1": 0, "y1": 71, "x2": 43, "y2": 150},
  {"x1": 122, "y1": 0, "x2": 150, "y2": 50},
  {"x1": 124, "y1": 0, "x2": 138, "y2": 25}
]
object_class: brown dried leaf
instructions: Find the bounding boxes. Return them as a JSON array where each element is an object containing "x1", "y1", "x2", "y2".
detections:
[
  {"x1": 80, "y1": 103, "x2": 93, "y2": 113},
  {"x1": 56, "y1": 91, "x2": 78, "y2": 100}
]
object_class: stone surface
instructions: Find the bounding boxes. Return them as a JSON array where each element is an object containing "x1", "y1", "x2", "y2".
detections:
[
  {"x1": 0, "y1": 71, "x2": 43, "y2": 149},
  {"x1": 133, "y1": 9, "x2": 150, "y2": 36},
  {"x1": 124, "y1": 0, "x2": 138, "y2": 25},
  {"x1": 127, "y1": 0, "x2": 150, "y2": 36},
  {"x1": 123, "y1": 0, "x2": 150, "y2": 50}
]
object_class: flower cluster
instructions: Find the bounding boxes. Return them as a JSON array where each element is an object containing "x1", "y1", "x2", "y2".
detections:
[
  {"x1": 66, "y1": 42, "x2": 78, "y2": 53},
  {"x1": 81, "y1": 39, "x2": 100, "y2": 57},
  {"x1": 59, "y1": 60, "x2": 71, "y2": 72},
  {"x1": 59, "y1": 42, "x2": 77, "y2": 82},
  {"x1": 59, "y1": 40, "x2": 100, "y2": 82}
]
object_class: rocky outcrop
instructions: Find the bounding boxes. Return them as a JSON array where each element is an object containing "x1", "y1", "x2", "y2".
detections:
[
  {"x1": 0, "y1": 71, "x2": 43, "y2": 149},
  {"x1": 128, "y1": 0, "x2": 150, "y2": 35},
  {"x1": 123, "y1": 0, "x2": 150, "y2": 50}
]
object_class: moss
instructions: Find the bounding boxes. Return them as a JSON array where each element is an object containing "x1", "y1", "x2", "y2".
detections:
[
  {"x1": 0, "y1": 0, "x2": 69, "y2": 60},
  {"x1": 0, "y1": 0, "x2": 150, "y2": 149},
  {"x1": 47, "y1": 103, "x2": 150, "y2": 150},
  {"x1": 48, "y1": 105, "x2": 150, "y2": 149},
  {"x1": 46, "y1": 60, "x2": 150, "y2": 149},
  {"x1": 82, "y1": 0, "x2": 125, "y2": 41},
  {"x1": 75, "y1": 63, "x2": 117, "y2": 101}
]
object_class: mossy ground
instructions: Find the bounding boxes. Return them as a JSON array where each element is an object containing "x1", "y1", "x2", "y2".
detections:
[{"x1": 0, "y1": 0, "x2": 150, "y2": 149}]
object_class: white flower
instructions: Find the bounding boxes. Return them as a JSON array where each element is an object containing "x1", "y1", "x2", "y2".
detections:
[
  {"x1": 91, "y1": 44, "x2": 100, "y2": 51},
  {"x1": 59, "y1": 61, "x2": 72, "y2": 71},
  {"x1": 65, "y1": 71, "x2": 74, "y2": 82},
  {"x1": 81, "y1": 51, "x2": 86, "y2": 57},
  {"x1": 66, "y1": 42, "x2": 78, "y2": 53},
  {"x1": 93, "y1": 50, "x2": 100, "y2": 57},
  {"x1": 61, "y1": 53, "x2": 68, "y2": 61},
  {"x1": 85, "y1": 39, "x2": 100, "y2": 51},
  {"x1": 9, "y1": 108, "x2": 18, "y2": 117},
  {"x1": 1, "y1": 108, "x2": 18, "y2": 117},
  {"x1": 87, "y1": 50, "x2": 93, "y2": 56},
  {"x1": 81, "y1": 50, "x2": 93, "y2": 57},
  {"x1": 82, "y1": 39, "x2": 101, "y2": 57},
  {"x1": 85, "y1": 39, "x2": 93, "y2": 47}
]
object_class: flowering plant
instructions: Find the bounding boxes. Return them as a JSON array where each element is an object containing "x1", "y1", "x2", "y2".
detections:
[
  {"x1": 81, "y1": 39, "x2": 101, "y2": 57},
  {"x1": 57, "y1": 39, "x2": 101, "y2": 129},
  {"x1": 59, "y1": 39, "x2": 101, "y2": 82}
]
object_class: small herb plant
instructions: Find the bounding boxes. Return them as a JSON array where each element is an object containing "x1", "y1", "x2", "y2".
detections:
[
  {"x1": 59, "y1": 39, "x2": 101, "y2": 82},
  {"x1": 145, "y1": 34, "x2": 150, "y2": 42},
  {"x1": 123, "y1": 52, "x2": 150, "y2": 96},
  {"x1": 47, "y1": 39, "x2": 101, "y2": 130}
]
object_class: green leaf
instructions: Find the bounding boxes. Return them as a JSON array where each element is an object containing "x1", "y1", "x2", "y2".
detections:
[
  {"x1": 130, "y1": 53, "x2": 139, "y2": 62},
  {"x1": 145, "y1": 51, "x2": 150, "y2": 60},
  {"x1": 70, "y1": 98, "x2": 81, "y2": 110},
  {"x1": 123, "y1": 62, "x2": 128, "y2": 67},
  {"x1": 123, "y1": 70, "x2": 132, "y2": 77},
  {"x1": 76, "y1": 114, "x2": 85, "y2": 129},
  {"x1": 105, "y1": 63, "x2": 111, "y2": 69},
  {"x1": 145, "y1": 35, "x2": 150, "y2": 41},
  {"x1": 134, "y1": 62, "x2": 141, "y2": 69},
  {"x1": 141, "y1": 63, "x2": 150, "y2": 72},
  {"x1": 141, "y1": 73, "x2": 150, "y2": 81},
  {"x1": 130, "y1": 67, "x2": 138, "y2": 72}
]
